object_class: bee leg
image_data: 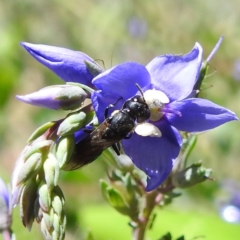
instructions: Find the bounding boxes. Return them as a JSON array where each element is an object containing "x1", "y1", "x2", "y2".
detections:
[
  {"x1": 112, "y1": 143, "x2": 121, "y2": 155},
  {"x1": 104, "y1": 97, "x2": 123, "y2": 118},
  {"x1": 124, "y1": 132, "x2": 132, "y2": 139}
]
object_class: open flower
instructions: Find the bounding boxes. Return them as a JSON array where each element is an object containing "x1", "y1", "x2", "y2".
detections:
[
  {"x1": 91, "y1": 43, "x2": 238, "y2": 191},
  {"x1": 19, "y1": 41, "x2": 238, "y2": 191}
]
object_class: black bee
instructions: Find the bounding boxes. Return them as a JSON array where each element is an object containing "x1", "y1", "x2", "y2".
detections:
[{"x1": 65, "y1": 84, "x2": 150, "y2": 170}]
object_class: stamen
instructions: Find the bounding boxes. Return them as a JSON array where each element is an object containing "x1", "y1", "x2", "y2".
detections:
[
  {"x1": 161, "y1": 108, "x2": 182, "y2": 117},
  {"x1": 144, "y1": 89, "x2": 169, "y2": 106}
]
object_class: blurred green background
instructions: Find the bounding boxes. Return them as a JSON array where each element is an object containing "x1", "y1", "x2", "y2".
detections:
[{"x1": 0, "y1": 0, "x2": 240, "y2": 239}]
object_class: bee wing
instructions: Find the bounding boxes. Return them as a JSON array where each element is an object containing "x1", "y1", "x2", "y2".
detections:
[{"x1": 64, "y1": 121, "x2": 121, "y2": 170}]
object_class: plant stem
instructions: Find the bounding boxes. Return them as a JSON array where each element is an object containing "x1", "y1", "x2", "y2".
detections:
[{"x1": 132, "y1": 189, "x2": 160, "y2": 240}]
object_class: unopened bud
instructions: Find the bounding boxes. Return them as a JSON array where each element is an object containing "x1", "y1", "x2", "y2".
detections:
[
  {"x1": 43, "y1": 154, "x2": 60, "y2": 189},
  {"x1": 17, "y1": 152, "x2": 42, "y2": 186},
  {"x1": 57, "y1": 111, "x2": 86, "y2": 137},
  {"x1": 172, "y1": 162, "x2": 212, "y2": 189},
  {"x1": 56, "y1": 136, "x2": 75, "y2": 168},
  {"x1": 38, "y1": 184, "x2": 51, "y2": 212},
  {"x1": 16, "y1": 84, "x2": 87, "y2": 111}
]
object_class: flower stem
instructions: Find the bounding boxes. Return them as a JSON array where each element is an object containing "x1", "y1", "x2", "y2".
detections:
[{"x1": 132, "y1": 190, "x2": 160, "y2": 240}]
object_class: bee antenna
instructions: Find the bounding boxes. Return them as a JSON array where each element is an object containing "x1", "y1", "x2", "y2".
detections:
[{"x1": 135, "y1": 83, "x2": 146, "y2": 101}]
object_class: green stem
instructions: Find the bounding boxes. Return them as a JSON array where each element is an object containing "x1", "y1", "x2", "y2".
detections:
[{"x1": 132, "y1": 190, "x2": 160, "y2": 240}]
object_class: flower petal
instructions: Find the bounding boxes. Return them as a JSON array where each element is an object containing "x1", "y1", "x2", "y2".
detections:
[
  {"x1": 122, "y1": 119, "x2": 182, "y2": 191},
  {"x1": 93, "y1": 62, "x2": 151, "y2": 95},
  {"x1": 167, "y1": 98, "x2": 238, "y2": 132},
  {"x1": 92, "y1": 62, "x2": 151, "y2": 122},
  {"x1": 146, "y1": 43, "x2": 203, "y2": 101},
  {"x1": 91, "y1": 90, "x2": 124, "y2": 123},
  {"x1": 0, "y1": 178, "x2": 9, "y2": 209},
  {"x1": 21, "y1": 42, "x2": 100, "y2": 87},
  {"x1": 74, "y1": 125, "x2": 93, "y2": 144},
  {"x1": 16, "y1": 85, "x2": 87, "y2": 110}
]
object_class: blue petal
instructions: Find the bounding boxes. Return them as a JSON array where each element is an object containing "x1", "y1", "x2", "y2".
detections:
[
  {"x1": 74, "y1": 126, "x2": 93, "y2": 144},
  {"x1": 122, "y1": 119, "x2": 182, "y2": 191},
  {"x1": 146, "y1": 43, "x2": 203, "y2": 101},
  {"x1": 20, "y1": 42, "x2": 99, "y2": 87},
  {"x1": 91, "y1": 90, "x2": 125, "y2": 123},
  {"x1": 167, "y1": 98, "x2": 238, "y2": 132},
  {"x1": 92, "y1": 62, "x2": 151, "y2": 122}
]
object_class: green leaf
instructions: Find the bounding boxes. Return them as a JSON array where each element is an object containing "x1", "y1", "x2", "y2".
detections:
[{"x1": 107, "y1": 188, "x2": 130, "y2": 216}]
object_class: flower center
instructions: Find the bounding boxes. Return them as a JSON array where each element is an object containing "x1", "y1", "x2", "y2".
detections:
[{"x1": 144, "y1": 89, "x2": 181, "y2": 121}]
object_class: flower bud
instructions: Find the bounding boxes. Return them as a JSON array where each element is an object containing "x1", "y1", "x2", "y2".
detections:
[
  {"x1": 56, "y1": 136, "x2": 75, "y2": 168},
  {"x1": 27, "y1": 121, "x2": 56, "y2": 143},
  {"x1": 38, "y1": 184, "x2": 51, "y2": 212},
  {"x1": 23, "y1": 140, "x2": 52, "y2": 161},
  {"x1": 57, "y1": 111, "x2": 87, "y2": 137},
  {"x1": 20, "y1": 179, "x2": 38, "y2": 230},
  {"x1": 43, "y1": 154, "x2": 60, "y2": 189},
  {"x1": 42, "y1": 209, "x2": 54, "y2": 231},
  {"x1": 172, "y1": 162, "x2": 212, "y2": 189},
  {"x1": 16, "y1": 84, "x2": 87, "y2": 110},
  {"x1": 16, "y1": 152, "x2": 43, "y2": 186},
  {"x1": 52, "y1": 194, "x2": 63, "y2": 217}
]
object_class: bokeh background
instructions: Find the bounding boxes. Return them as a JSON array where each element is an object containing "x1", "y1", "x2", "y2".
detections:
[{"x1": 0, "y1": 0, "x2": 240, "y2": 239}]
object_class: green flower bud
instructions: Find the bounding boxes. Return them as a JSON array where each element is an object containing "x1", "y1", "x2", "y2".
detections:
[
  {"x1": 53, "y1": 213, "x2": 60, "y2": 238},
  {"x1": 43, "y1": 153, "x2": 60, "y2": 189},
  {"x1": 20, "y1": 179, "x2": 38, "y2": 231},
  {"x1": 172, "y1": 162, "x2": 212, "y2": 189},
  {"x1": 17, "y1": 152, "x2": 42, "y2": 186},
  {"x1": 57, "y1": 111, "x2": 87, "y2": 137},
  {"x1": 23, "y1": 140, "x2": 52, "y2": 161},
  {"x1": 52, "y1": 186, "x2": 65, "y2": 206},
  {"x1": 56, "y1": 136, "x2": 75, "y2": 168},
  {"x1": 42, "y1": 211, "x2": 53, "y2": 231},
  {"x1": 27, "y1": 121, "x2": 56, "y2": 143},
  {"x1": 38, "y1": 184, "x2": 51, "y2": 212},
  {"x1": 52, "y1": 194, "x2": 63, "y2": 217},
  {"x1": 40, "y1": 218, "x2": 51, "y2": 240}
]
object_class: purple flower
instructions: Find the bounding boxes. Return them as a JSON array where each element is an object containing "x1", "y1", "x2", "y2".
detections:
[
  {"x1": 20, "y1": 42, "x2": 103, "y2": 89},
  {"x1": 16, "y1": 84, "x2": 88, "y2": 110},
  {"x1": 91, "y1": 43, "x2": 238, "y2": 191},
  {"x1": 19, "y1": 40, "x2": 238, "y2": 191}
]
